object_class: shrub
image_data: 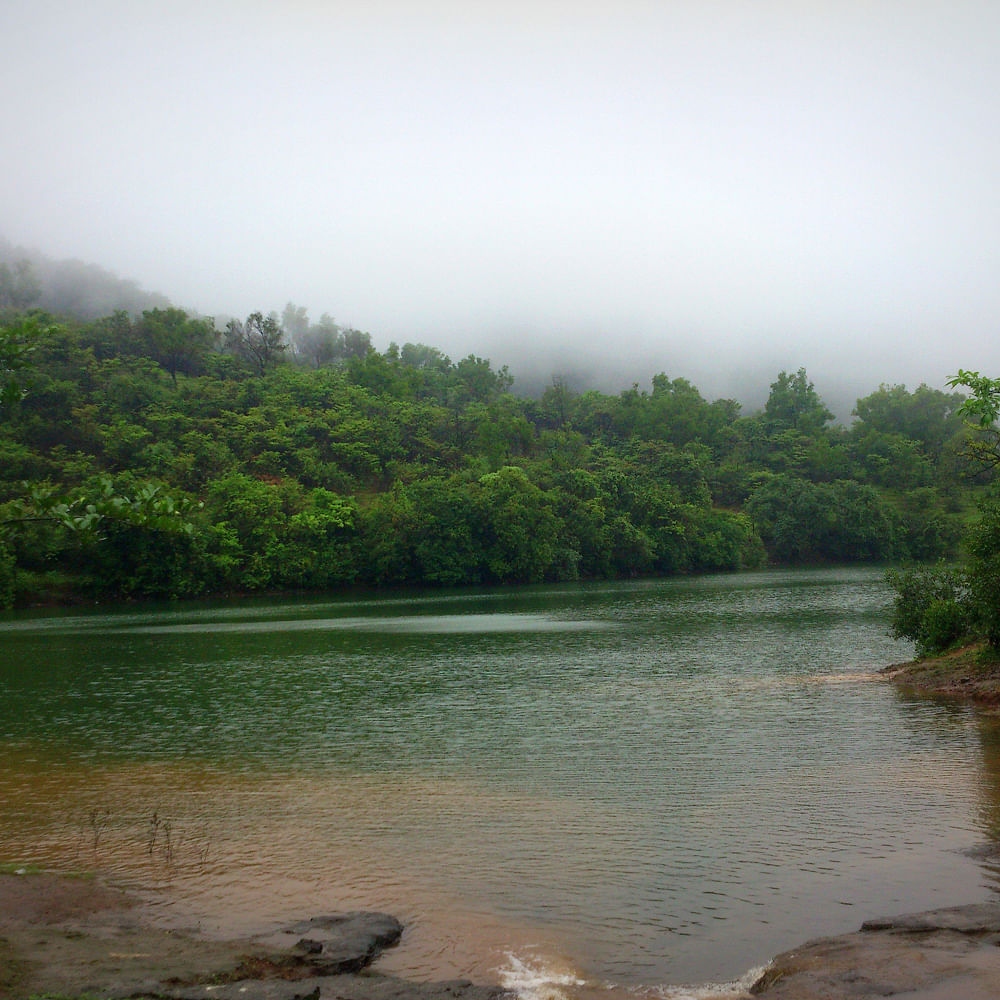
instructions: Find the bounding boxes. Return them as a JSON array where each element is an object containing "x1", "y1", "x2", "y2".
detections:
[{"x1": 885, "y1": 566, "x2": 970, "y2": 656}]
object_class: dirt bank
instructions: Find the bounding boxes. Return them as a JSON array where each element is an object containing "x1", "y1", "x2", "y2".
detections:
[{"x1": 881, "y1": 641, "x2": 1000, "y2": 705}]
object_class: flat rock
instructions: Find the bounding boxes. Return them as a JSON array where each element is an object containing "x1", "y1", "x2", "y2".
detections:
[
  {"x1": 159, "y1": 972, "x2": 512, "y2": 1000},
  {"x1": 751, "y1": 903, "x2": 1000, "y2": 999},
  {"x1": 860, "y1": 903, "x2": 1000, "y2": 935},
  {"x1": 252, "y1": 912, "x2": 405, "y2": 975}
]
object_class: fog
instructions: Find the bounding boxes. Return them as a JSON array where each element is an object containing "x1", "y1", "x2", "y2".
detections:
[{"x1": 2, "y1": 0, "x2": 999, "y2": 411}]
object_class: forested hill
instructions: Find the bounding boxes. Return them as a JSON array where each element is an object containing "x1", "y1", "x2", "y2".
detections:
[
  {"x1": 0, "y1": 304, "x2": 983, "y2": 606},
  {"x1": 0, "y1": 241, "x2": 171, "y2": 320}
]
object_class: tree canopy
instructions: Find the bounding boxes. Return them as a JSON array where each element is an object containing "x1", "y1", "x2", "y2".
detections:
[{"x1": 0, "y1": 308, "x2": 986, "y2": 608}]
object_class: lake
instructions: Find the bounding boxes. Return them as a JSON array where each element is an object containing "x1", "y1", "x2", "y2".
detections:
[{"x1": 2, "y1": 567, "x2": 999, "y2": 999}]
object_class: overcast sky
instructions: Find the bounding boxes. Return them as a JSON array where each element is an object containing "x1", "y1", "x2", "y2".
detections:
[{"x1": 2, "y1": 0, "x2": 998, "y2": 407}]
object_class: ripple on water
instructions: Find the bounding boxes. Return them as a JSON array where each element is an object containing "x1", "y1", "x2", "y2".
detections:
[{"x1": 0, "y1": 568, "x2": 996, "y2": 990}]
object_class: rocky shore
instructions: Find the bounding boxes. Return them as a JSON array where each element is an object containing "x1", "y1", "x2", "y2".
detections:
[
  {"x1": 750, "y1": 904, "x2": 1000, "y2": 999},
  {"x1": 0, "y1": 873, "x2": 510, "y2": 1000},
  {"x1": 7, "y1": 872, "x2": 1000, "y2": 1000}
]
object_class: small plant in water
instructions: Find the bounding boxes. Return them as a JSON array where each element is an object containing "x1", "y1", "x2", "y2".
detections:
[
  {"x1": 161, "y1": 819, "x2": 173, "y2": 868},
  {"x1": 88, "y1": 808, "x2": 110, "y2": 849},
  {"x1": 147, "y1": 812, "x2": 160, "y2": 855}
]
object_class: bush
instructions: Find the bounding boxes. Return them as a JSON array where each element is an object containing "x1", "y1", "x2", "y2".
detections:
[
  {"x1": 885, "y1": 565, "x2": 970, "y2": 656},
  {"x1": 920, "y1": 598, "x2": 968, "y2": 654}
]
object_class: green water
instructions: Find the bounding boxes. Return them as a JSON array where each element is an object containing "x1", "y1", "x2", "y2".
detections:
[{"x1": 2, "y1": 567, "x2": 999, "y2": 994}]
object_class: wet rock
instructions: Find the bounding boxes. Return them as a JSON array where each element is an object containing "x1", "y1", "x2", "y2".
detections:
[
  {"x1": 751, "y1": 903, "x2": 1000, "y2": 999},
  {"x1": 860, "y1": 902, "x2": 1000, "y2": 935},
  {"x1": 159, "y1": 974, "x2": 512, "y2": 1000},
  {"x1": 253, "y1": 912, "x2": 404, "y2": 975},
  {"x1": 296, "y1": 938, "x2": 325, "y2": 954}
]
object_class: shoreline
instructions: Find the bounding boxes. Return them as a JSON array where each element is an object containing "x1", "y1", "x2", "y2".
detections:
[
  {"x1": 7, "y1": 872, "x2": 1000, "y2": 1000},
  {"x1": 0, "y1": 871, "x2": 510, "y2": 1000},
  {"x1": 881, "y1": 641, "x2": 1000, "y2": 707}
]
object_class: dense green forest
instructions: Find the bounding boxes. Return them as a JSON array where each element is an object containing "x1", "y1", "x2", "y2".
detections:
[{"x1": 0, "y1": 280, "x2": 993, "y2": 608}]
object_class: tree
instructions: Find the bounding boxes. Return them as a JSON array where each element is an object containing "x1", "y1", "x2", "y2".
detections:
[
  {"x1": 885, "y1": 566, "x2": 970, "y2": 656},
  {"x1": 140, "y1": 307, "x2": 213, "y2": 384},
  {"x1": 224, "y1": 311, "x2": 287, "y2": 375},
  {"x1": 477, "y1": 466, "x2": 559, "y2": 582},
  {"x1": 947, "y1": 370, "x2": 1000, "y2": 472},
  {"x1": 966, "y1": 502, "x2": 1000, "y2": 648},
  {"x1": 764, "y1": 368, "x2": 834, "y2": 435},
  {"x1": 281, "y1": 302, "x2": 310, "y2": 343},
  {"x1": 0, "y1": 315, "x2": 52, "y2": 414},
  {"x1": 0, "y1": 476, "x2": 203, "y2": 604},
  {"x1": 341, "y1": 327, "x2": 373, "y2": 359},
  {"x1": 747, "y1": 474, "x2": 894, "y2": 563},
  {"x1": 853, "y1": 383, "x2": 965, "y2": 458},
  {"x1": 400, "y1": 342, "x2": 451, "y2": 371},
  {"x1": 886, "y1": 370, "x2": 1000, "y2": 652},
  {"x1": 0, "y1": 259, "x2": 41, "y2": 311},
  {"x1": 295, "y1": 314, "x2": 344, "y2": 368}
]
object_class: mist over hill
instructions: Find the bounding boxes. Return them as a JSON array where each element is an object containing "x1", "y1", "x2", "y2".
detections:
[
  {"x1": 0, "y1": 236, "x2": 957, "y2": 421},
  {"x1": 0, "y1": 238, "x2": 171, "y2": 321}
]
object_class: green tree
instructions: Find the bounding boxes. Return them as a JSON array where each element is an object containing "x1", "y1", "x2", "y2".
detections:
[
  {"x1": 224, "y1": 312, "x2": 287, "y2": 375},
  {"x1": 885, "y1": 566, "x2": 970, "y2": 656},
  {"x1": 764, "y1": 368, "x2": 834, "y2": 435},
  {"x1": 295, "y1": 313, "x2": 343, "y2": 367},
  {"x1": 966, "y1": 502, "x2": 1000, "y2": 647},
  {"x1": 853, "y1": 383, "x2": 965, "y2": 458},
  {"x1": 140, "y1": 307, "x2": 214, "y2": 384},
  {"x1": 947, "y1": 370, "x2": 1000, "y2": 473},
  {"x1": 0, "y1": 316, "x2": 53, "y2": 413},
  {"x1": 477, "y1": 466, "x2": 559, "y2": 582}
]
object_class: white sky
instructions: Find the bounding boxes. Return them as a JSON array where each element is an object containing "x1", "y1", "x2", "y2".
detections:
[{"x1": 2, "y1": 0, "x2": 998, "y2": 406}]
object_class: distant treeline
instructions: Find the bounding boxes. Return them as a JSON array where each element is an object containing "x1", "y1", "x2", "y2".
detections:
[
  {"x1": 0, "y1": 241, "x2": 171, "y2": 320},
  {"x1": 0, "y1": 295, "x2": 990, "y2": 605}
]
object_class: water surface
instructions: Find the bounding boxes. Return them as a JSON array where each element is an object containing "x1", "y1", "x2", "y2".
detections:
[{"x1": 2, "y1": 568, "x2": 999, "y2": 997}]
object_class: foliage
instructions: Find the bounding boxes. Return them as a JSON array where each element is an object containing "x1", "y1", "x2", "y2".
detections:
[
  {"x1": 0, "y1": 538, "x2": 14, "y2": 608},
  {"x1": 0, "y1": 258, "x2": 41, "y2": 311},
  {"x1": 853, "y1": 383, "x2": 966, "y2": 458},
  {"x1": 966, "y1": 501, "x2": 1000, "y2": 647},
  {"x1": 764, "y1": 368, "x2": 833, "y2": 435},
  {"x1": 0, "y1": 316, "x2": 56, "y2": 414},
  {"x1": 0, "y1": 308, "x2": 984, "y2": 606},
  {"x1": 224, "y1": 312, "x2": 287, "y2": 375},
  {"x1": 947, "y1": 370, "x2": 1000, "y2": 473},
  {"x1": 139, "y1": 307, "x2": 214, "y2": 383},
  {"x1": 747, "y1": 474, "x2": 895, "y2": 563},
  {"x1": 885, "y1": 566, "x2": 970, "y2": 656}
]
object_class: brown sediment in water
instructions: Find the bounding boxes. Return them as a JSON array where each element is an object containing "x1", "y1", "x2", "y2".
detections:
[
  {"x1": 0, "y1": 871, "x2": 509, "y2": 1000},
  {"x1": 0, "y1": 750, "x2": 583, "y2": 986},
  {"x1": 9, "y1": 873, "x2": 1000, "y2": 1000}
]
